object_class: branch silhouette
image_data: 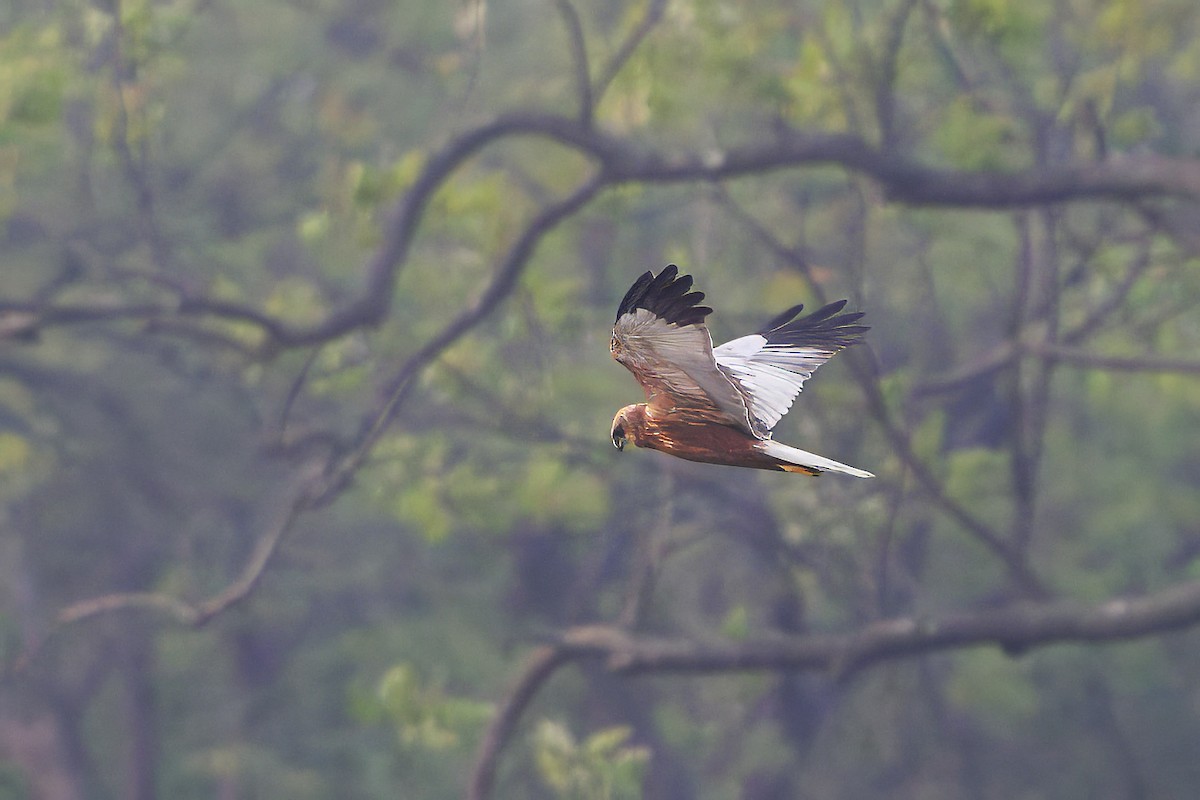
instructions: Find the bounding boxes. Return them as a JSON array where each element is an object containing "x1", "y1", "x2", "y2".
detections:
[
  {"x1": 5, "y1": 114, "x2": 1198, "y2": 351},
  {"x1": 467, "y1": 579, "x2": 1200, "y2": 800}
]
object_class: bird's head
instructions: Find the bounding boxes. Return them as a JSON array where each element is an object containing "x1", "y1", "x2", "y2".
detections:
[
  {"x1": 610, "y1": 412, "x2": 627, "y2": 451},
  {"x1": 610, "y1": 404, "x2": 645, "y2": 452}
]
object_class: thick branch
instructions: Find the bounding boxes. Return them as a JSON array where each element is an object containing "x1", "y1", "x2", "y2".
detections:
[
  {"x1": 559, "y1": 579, "x2": 1200, "y2": 676},
  {"x1": 6, "y1": 116, "x2": 1198, "y2": 350},
  {"x1": 466, "y1": 580, "x2": 1200, "y2": 800}
]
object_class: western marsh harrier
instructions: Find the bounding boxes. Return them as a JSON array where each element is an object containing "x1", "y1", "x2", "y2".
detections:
[{"x1": 610, "y1": 265, "x2": 873, "y2": 478}]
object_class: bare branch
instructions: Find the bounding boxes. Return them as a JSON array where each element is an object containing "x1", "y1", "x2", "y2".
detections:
[
  {"x1": 53, "y1": 592, "x2": 201, "y2": 628},
  {"x1": 325, "y1": 174, "x2": 607, "y2": 499},
  {"x1": 895, "y1": 325, "x2": 1200, "y2": 399},
  {"x1": 558, "y1": 579, "x2": 1200, "y2": 676},
  {"x1": 850, "y1": 354, "x2": 1048, "y2": 598},
  {"x1": 718, "y1": 191, "x2": 1045, "y2": 595},
  {"x1": 1026, "y1": 342, "x2": 1200, "y2": 375},
  {"x1": 466, "y1": 579, "x2": 1200, "y2": 799},
  {"x1": 187, "y1": 465, "x2": 318, "y2": 625},
  {"x1": 910, "y1": 341, "x2": 1018, "y2": 396},
  {"x1": 1061, "y1": 240, "x2": 1152, "y2": 345},
  {"x1": 552, "y1": 0, "x2": 593, "y2": 127},
  {"x1": 467, "y1": 645, "x2": 572, "y2": 800},
  {"x1": 874, "y1": 0, "x2": 921, "y2": 152},
  {"x1": 6, "y1": 115, "x2": 1198, "y2": 353},
  {"x1": 593, "y1": 0, "x2": 667, "y2": 105},
  {"x1": 13, "y1": 457, "x2": 326, "y2": 673},
  {"x1": 108, "y1": 2, "x2": 172, "y2": 270}
]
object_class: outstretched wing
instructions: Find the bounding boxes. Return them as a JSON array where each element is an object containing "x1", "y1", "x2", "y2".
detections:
[
  {"x1": 713, "y1": 300, "x2": 868, "y2": 437},
  {"x1": 611, "y1": 265, "x2": 757, "y2": 431}
]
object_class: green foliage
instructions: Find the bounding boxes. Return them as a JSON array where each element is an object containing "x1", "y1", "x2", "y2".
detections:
[
  {"x1": 533, "y1": 721, "x2": 650, "y2": 800},
  {"x1": 0, "y1": 0, "x2": 1199, "y2": 798},
  {"x1": 370, "y1": 663, "x2": 493, "y2": 751}
]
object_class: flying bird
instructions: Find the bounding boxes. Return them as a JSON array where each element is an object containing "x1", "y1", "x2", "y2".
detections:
[{"x1": 609, "y1": 265, "x2": 873, "y2": 477}]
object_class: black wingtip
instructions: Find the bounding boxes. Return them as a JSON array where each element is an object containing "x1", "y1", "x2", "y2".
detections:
[
  {"x1": 615, "y1": 270, "x2": 655, "y2": 323},
  {"x1": 761, "y1": 299, "x2": 869, "y2": 349},
  {"x1": 616, "y1": 264, "x2": 713, "y2": 327},
  {"x1": 759, "y1": 304, "x2": 806, "y2": 332}
]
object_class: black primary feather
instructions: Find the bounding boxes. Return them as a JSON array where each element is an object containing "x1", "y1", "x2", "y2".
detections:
[
  {"x1": 616, "y1": 264, "x2": 713, "y2": 327},
  {"x1": 759, "y1": 299, "x2": 869, "y2": 350},
  {"x1": 758, "y1": 304, "x2": 805, "y2": 332}
]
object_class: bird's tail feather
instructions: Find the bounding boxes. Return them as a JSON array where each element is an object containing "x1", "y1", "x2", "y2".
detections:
[{"x1": 763, "y1": 440, "x2": 874, "y2": 478}]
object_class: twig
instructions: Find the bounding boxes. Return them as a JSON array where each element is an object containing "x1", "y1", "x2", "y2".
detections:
[
  {"x1": 278, "y1": 347, "x2": 323, "y2": 433},
  {"x1": 850, "y1": 354, "x2": 1048, "y2": 598},
  {"x1": 718, "y1": 192, "x2": 1045, "y2": 596},
  {"x1": 1026, "y1": 342, "x2": 1200, "y2": 375},
  {"x1": 874, "y1": 0, "x2": 920, "y2": 152},
  {"x1": 13, "y1": 458, "x2": 325, "y2": 673},
  {"x1": 325, "y1": 174, "x2": 608, "y2": 499},
  {"x1": 552, "y1": 0, "x2": 593, "y2": 127},
  {"x1": 592, "y1": 0, "x2": 667, "y2": 105}
]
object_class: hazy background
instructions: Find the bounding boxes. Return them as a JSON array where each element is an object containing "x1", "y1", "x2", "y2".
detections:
[{"x1": 1, "y1": 0, "x2": 1200, "y2": 798}]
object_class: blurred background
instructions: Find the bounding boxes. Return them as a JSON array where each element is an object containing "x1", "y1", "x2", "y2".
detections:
[{"x1": 1, "y1": 0, "x2": 1200, "y2": 798}]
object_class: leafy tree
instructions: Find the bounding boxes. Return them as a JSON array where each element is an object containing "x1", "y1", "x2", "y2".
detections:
[{"x1": 0, "y1": 0, "x2": 1199, "y2": 798}]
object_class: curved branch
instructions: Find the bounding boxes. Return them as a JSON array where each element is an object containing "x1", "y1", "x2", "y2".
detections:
[
  {"x1": 560, "y1": 579, "x2": 1200, "y2": 676},
  {"x1": 717, "y1": 190, "x2": 1045, "y2": 595},
  {"x1": 13, "y1": 457, "x2": 325, "y2": 673},
  {"x1": 466, "y1": 579, "x2": 1200, "y2": 799},
  {"x1": 7, "y1": 116, "x2": 1198, "y2": 351},
  {"x1": 553, "y1": 0, "x2": 593, "y2": 126},
  {"x1": 467, "y1": 645, "x2": 572, "y2": 800},
  {"x1": 11, "y1": 172, "x2": 605, "y2": 672},
  {"x1": 323, "y1": 174, "x2": 608, "y2": 499}
]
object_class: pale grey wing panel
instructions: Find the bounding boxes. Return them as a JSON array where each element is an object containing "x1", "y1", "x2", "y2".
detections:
[
  {"x1": 714, "y1": 333, "x2": 841, "y2": 434},
  {"x1": 614, "y1": 308, "x2": 755, "y2": 432}
]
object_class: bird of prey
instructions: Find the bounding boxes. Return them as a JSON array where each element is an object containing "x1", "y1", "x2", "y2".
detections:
[{"x1": 609, "y1": 265, "x2": 873, "y2": 477}]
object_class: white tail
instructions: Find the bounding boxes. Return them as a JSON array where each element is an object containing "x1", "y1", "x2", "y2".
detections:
[{"x1": 762, "y1": 440, "x2": 874, "y2": 478}]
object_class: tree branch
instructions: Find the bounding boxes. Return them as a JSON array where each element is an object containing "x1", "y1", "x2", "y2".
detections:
[
  {"x1": 12, "y1": 457, "x2": 326, "y2": 673},
  {"x1": 6, "y1": 115, "x2": 1198, "y2": 351},
  {"x1": 324, "y1": 174, "x2": 608, "y2": 499},
  {"x1": 552, "y1": 0, "x2": 593, "y2": 127},
  {"x1": 467, "y1": 645, "x2": 572, "y2": 800},
  {"x1": 592, "y1": 0, "x2": 667, "y2": 105},
  {"x1": 466, "y1": 578, "x2": 1200, "y2": 799},
  {"x1": 1026, "y1": 342, "x2": 1200, "y2": 375},
  {"x1": 718, "y1": 190, "x2": 1045, "y2": 596},
  {"x1": 559, "y1": 578, "x2": 1200, "y2": 676}
]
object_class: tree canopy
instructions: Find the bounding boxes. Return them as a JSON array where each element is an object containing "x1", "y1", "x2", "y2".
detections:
[{"x1": 1, "y1": 0, "x2": 1200, "y2": 798}]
